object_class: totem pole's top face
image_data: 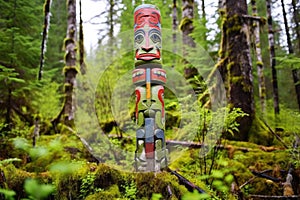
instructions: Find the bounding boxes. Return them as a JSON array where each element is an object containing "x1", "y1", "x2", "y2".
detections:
[{"x1": 134, "y1": 4, "x2": 161, "y2": 66}]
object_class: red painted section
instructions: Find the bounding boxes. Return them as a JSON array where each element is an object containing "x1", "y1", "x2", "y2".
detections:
[
  {"x1": 132, "y1": 69, "x2": 146, "y2": 84},
  {"x1": 135, "y1": 52, "x2": 160, "y2": 60},
  {"x1": 158, "y1": 87, "x2": 165, "y2": 117},
  {"x1": 145, "y1": 143, "x2": 155, "y2": 158},
  {"x1": 151, "y1": 68, "x2": 166, "y2": 83},
  {"x1": 135, "y1": 89, "x2": 141, "y2": 119},
  {"x1": 134, "y1": 7, "x2": 160, "y2": 31}
]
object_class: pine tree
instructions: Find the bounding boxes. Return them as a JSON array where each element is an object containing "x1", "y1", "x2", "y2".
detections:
[{"x1": 0, "y1": 0, "x2": 43, "y2": 129}]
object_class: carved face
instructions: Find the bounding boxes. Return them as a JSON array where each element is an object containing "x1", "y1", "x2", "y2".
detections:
[{"x1": 134, "y1": 5, "x2": 161, "y2": 65}]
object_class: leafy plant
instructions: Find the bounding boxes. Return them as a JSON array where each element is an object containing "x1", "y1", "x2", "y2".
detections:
[
  {"x1": 122, "y1": 180, "x2": 137, "y2": 200},
  {"x1": 79, "y1": 172, "x2": 102, "y2": 199},
  {"x1": 0, "y1": 188, "x2": 16, "y2": 200},
  {"x1": 22, "y1": 179, "x2": 55, "y2": 200}
]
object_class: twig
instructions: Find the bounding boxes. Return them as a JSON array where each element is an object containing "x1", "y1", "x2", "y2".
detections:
[
  {"x1": 248, "y1": 194, "x2": 300, "y2": 199},
  {"x1": 166, "y1": 167, "x2": 206, "y2": 194},
  {"x1": 166, "y1": 140, "x2": 250, "y2": 152},
  {"x1": 240, "y1": 169, "x2": 277, "y2": 189},
  {"x1": 261, "y1": 119, "x2": 289, "y2": 149},
  {"x1": 251, "y1": 170, "x2": 283, "y2": 182}
]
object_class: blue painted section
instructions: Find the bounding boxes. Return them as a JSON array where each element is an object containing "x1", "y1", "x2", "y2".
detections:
[{"x1": 145, "y1": 118, "x2": 154, "y2": 143}]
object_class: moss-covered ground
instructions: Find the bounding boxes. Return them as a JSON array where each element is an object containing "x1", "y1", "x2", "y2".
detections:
[{"x1": 0, "y1": 127, "x2": 299, "y2": 199}]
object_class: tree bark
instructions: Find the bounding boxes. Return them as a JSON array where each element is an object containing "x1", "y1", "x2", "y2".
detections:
[
  {"x1": 181, "y1": 0, "x2": 198, "y2": 80},
  {"x1": 201, "y1": 0, "x2": 208, "y2": 50},
  {"x1": 172, "y1": 0, "x2": 177, "y2": 55},
  {"x1": 63, "y1": 0, "x2": 77, "y2": 126},
  {"x1": 281, "y1": 0, "x2": 300, "y2": 111},
  {"x1": 79, "y1": 0, "x2": 86, "y2": 75},
  {"x1": 251, "y1": 0, "x2": 267, "y2": 114},
  {"x1": 266, "y1": 0, "x2": 280, "y2": 115},
  {"x1": 292, "y1": 0, "x2": 300, "y2": 55},
  {"x1": 38, "y1": 0, "x2": 52, "y2": 81},
  {"x1": 221, "y1": 0, "x2": 255, "y2": 140}
]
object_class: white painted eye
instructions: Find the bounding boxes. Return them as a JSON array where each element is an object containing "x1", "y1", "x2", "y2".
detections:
[{"x1": 135, "y1": 34, "x2": 144, "y2": 44}]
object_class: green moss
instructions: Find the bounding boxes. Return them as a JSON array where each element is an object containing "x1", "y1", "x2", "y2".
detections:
[
  {"x1": 256, "y1": 61, "x2": 264, "y2": 66},
  {"x1": 63, "y1": 38, "x2": 75, "y2": 48},
  {"x1": 178, "y1": 18, "x2": 193, "y2": 31},
  {"x1": 226, "y1": 15, "x2": 242, "y2": 34},
  {"x1": 85, "y1": 184, "x2": 121, "y2": 200},
  {"x1": 62, "y1": 65, "x2": 79, "y2": 74},
  {"x1": 2, "y1": 164, "x2": 34, "y2": 198},
  {"x1": 93, "y1": 164, "x2": 122, "y2": 189},
  {"x1": 230, "y1": 76, "x2": 243, "y2": 85},
  {"x1": 135, "y1": 171, "x2": 186, "y2": 199},
  {"x1": 248, "y1": 116, "x2": 273, "y2": 145}
]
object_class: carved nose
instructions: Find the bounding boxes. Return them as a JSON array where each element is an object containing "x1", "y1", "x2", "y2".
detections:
[{"x1": 142, "y1": 46, "x2": 154, "y2": 52}]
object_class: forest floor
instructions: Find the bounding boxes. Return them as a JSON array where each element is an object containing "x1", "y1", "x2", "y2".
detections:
[{"x1": 1, "y1": 129, "x2": 299, "y2": 199}]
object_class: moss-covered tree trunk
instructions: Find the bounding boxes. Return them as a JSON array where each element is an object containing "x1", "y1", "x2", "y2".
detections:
[
  {"x1": 251, "y1": 0, "x2": 266, "y2": 114},
  {"x1": 62, "y1": 0, "x2": 77, "y2": 127},
  {"x1": 281, "y1": 0, "x2": 300, "y2": 111},
  {"x1": 180, "y1": 0, "x2": 197, "y2": 80},
  {"x1": 221, "y1": 0, "x2": 255, "y2": 140},
  {"x1": 266, "y1": 0, "x2": 280, "y2": 115}
]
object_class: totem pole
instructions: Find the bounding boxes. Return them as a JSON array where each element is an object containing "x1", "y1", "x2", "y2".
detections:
[{"x1": 132, "y1": 4, "x2": 168, "y2": 172}]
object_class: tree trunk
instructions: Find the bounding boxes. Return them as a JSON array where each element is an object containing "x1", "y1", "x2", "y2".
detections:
[
  {"x1": 172, "y1": 0, "x2": 177, "y2": 56},
  {"x1": 108, "y1": 0, "x2": 114, "y2": 56},
  {"x1": 251, "y1": 0, "x2": 267, "y2": 114},
  {"x1": 181, "y1": 0, "x2": 198, "y2": 79},
  {"x1": 221, "y1": 0, "x2": 255, "y2": 140},
  {"x1": 201, "y1": 0, "x2": 208, "y2": 50},
  {"x1": 5, "y1": 88, "x2": 12, "y2": 131},
  {"x1": 38, "y1": 0, "x2": 52, "y2": 81},
  {"x1": 292, "y1": 0, "x2": 300, "y2": 55},
  {"x1": 79, "y1": 0, "x2": 86, "y2": 75},
  {"x1": 266, "y1": 0, "x2": 280, "y2": 115},
  {"x1": 181, "y1": 0, "x2": 196, "y2": 51},
  {"x1": 282, "y1": 0, "x2": 300, "y2": 111},
  {"x1": 180, "y1": 0, "x2": 201, "y2": 97},
  {"x1": 63, "y1": 0, "x2": 77, "y2": 126}
]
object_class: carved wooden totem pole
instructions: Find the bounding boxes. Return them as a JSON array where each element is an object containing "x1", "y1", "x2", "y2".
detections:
[{"x1": 132, "y1": 4, "x2": 168, "y2": 172}]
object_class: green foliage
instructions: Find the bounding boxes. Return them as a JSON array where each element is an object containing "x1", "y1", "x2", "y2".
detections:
[
  {"x1": 151, "y1": 193, "x2": 163, "y2": 200},
  {"x1": 182, "y1": 190, "x2": 210, "y2": 200},
  {"x1": 0, "y1": 158, "x2": 21, "y2": 167},
  {"x1": 23, "y1": 179, "x2": 55, "y2": 200},
  {"x1": 0, "y1": 188, "x2": 16, "y2": 200},
  {"x1": 122, "y1": 180, "x2": 137, "y2": 200},
  {"x1": 79, "y1": 172, "x2": 102, "y2": 199}
]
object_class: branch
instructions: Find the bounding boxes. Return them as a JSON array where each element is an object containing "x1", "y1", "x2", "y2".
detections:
[
  {"x1": 166, "y1": 140, "x2": 250, "y2": 152},
  {"x1": 166, "y1": 167, "x2": 207, "y2": 194},
  {"x1": 248, "y1": 194, "x2": 300, "y2": 199},
  {"x1": 260, "y1": 119, "x2": 289, "y2": 149},
  {"x1": 251, "y1": 170, "x2": 283, "y2": 182}
]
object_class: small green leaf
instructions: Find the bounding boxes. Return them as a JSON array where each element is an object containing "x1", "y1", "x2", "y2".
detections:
[
  {"x1": 0, "y1": 188, "x2": 16, "y2": 200},
  {"x1": 211, "y1": 170, "x2": 224, "y2": 179},
  {"x1": 224, "y1": 174, "x2": 234, "y2": 184}
]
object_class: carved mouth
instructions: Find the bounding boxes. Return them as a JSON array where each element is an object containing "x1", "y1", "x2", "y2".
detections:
[{"x1": 136, "y1": 51, "x2": 160, "y2": 61}]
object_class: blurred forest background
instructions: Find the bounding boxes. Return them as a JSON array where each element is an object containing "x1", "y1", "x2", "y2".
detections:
[{"x1": 0, "y1": 0, "x2": 300, "y2": 199}]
